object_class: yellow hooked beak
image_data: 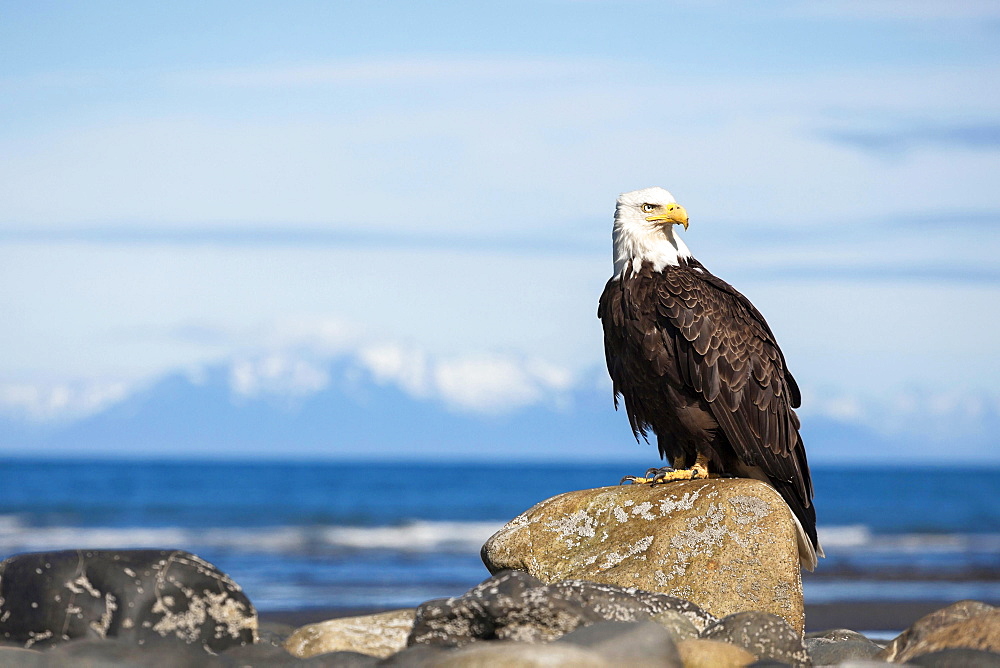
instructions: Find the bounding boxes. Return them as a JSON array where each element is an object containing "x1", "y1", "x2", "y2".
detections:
[{"x1": 645, "y1": 203, "x2": 689, "y2": 230}]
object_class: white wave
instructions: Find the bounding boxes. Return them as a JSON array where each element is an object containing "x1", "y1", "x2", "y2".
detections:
[
  {"x1": 816, "y1": 524, "x2": 872, "y2": 548},
  {"x1": 805, "y1": 580, "x2": 1000, "y2": 604},
  {"x1": 0, "y1": 515, "x2": 24, "y2": 531},
  {"x1": 0, "y1": 520, "x2": 506, "y2": 556},
  {"x1": 0, "y1": 521, "x2": 996, "y2": 559},
  {"x1": 320, "y1": 521, "x2": 504, "y2": 552},
  {"x1": 0, "y1": 526, "x2": 200, "y2": 553},
  {"x1": 817, "y1": 525, "x2": 1000, "y2": 554}
]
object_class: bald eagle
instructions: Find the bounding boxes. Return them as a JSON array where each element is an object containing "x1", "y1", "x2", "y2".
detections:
[{"x1": 598, "y1": 187, "x2": 822, "y2": 570}]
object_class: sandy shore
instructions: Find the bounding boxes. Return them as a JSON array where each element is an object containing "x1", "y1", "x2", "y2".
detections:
[{"x1": 259, "y1": 599, "x2": 989, "y2": 636}]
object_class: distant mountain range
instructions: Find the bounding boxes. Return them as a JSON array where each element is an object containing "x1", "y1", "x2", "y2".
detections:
[{"x1": 0, "y1": 356, "x2": 995, "y2": 464}]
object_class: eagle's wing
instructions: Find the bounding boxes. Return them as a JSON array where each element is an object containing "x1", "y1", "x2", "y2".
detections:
[{"x1": 653, "y1": 262, "x2": 814, "y2": 514}]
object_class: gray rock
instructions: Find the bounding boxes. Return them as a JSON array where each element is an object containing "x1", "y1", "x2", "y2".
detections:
[
  {"x1": 805, "y1": 628, "x2": 877, "y2": 644},
  {"x1": 430, "y1": 640, "x2": 610, "y2": 667},
  {"x1": 650, "y1": 609, "x2": 700, "y2": 641},
  {"x1": 411, "y1": 583, "x2": 605, "y2": 646},
  {"x1": 42, "y1": 636, "x2": 226, "y2": 667},
  {"x1": 809, "y1": 639, "x2": 882, "y2": 665},
  {"x1": 257, "y1": 620, "x2": 296, "y2": 646},
  {"x1": 464, "y1": 570, "x2": 574, "y2": 643},
  {"x1": 220, "y1": 641, "x2": 302, "y2": 666},
  {"x1": 284, "y1": 608, "x2": 415, "y2": 658},
  {"x1": 546, "y1": 579, "x2": 717, "y2": 632},
  {"x1": 488, "y1": 585, "x2": 607, "y2": 643},
  {"x1": 806, "y1": 629, "x2": 882, "y2": 665},
  {"x1": 408, "y1": 571, "x2": 576, "y2": 647},
  {"x1": 409, "y1": 597, "x2": 492, "y2": 648},
  {"x1": 408, "y1": 571, "x2": 716, "y2": 648},
  {"x1": 676, "y1": 638, "x2": 757, "y2": 666},
  {"x1": 0, "y1": 646, "x2": 49, "y2": 667},
  {"x1": 300, "y1": 650, "x2": 381, "y2": 667},
  {"x1": 879, "y1": 600, "x2": 996, "y2": 663},
  {"x1": 909, "y1": 648, "x2": 1000, "y2": 667},
  {"x1": 555, "y1": 620, "x2": 682, "y2": 666},
  {"x1": 235, "y1": 627, "x2": 374, "y2": 668},
  {"x1": 379, "y1": 643, "x2": 455, "y2": 666},
  {"x1": 0, "y1": 549, "x2": 256, "y2": 653},
  {"x1": 701, "y1": 611, "x2": 809, "y2": 667}
]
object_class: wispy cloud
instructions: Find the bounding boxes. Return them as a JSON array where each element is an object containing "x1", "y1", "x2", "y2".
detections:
[
  {"x1": 3, "y1": 218, "x2": 996, "y2": 285},
  {"x1": 171, "y1": 58, "x2": 605, "y2": 89},
  {"x1": 0, "y1": 225, "x2": 605, "y2": 255},
  {"x1": 794, "y1": 0, "x2": 1000, "y2": 19},
  {"x1": 801, "y1": 385, "x2": 1000, "y2": 445},
  {"x1": 821, "y1": 122, "x2": 1000, "y2": 155}
]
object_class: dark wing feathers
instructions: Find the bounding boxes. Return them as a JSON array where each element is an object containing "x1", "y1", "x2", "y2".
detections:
[
  {"x1": 650, "y1": 262, "x2": 812, "y2": 508},
  {"x1": 597, "y1": 260, "x2": 815, "y2": 521}
]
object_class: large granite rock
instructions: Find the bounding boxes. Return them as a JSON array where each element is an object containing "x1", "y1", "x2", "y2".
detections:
[
  {"x1": 284, "y1": 608, "x2": 415, "y2": 659},
  {"x1": 481, "y1": 478, "x2": 804, "y2": 633},
  {"x1": 878, "y1": 600, "x2": 1000, "y2": 664},
  {"x1": 0, "y1": 549, "x2": 256, "y2": 653}
]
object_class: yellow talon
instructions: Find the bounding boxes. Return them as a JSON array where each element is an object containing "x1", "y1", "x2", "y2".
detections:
[
  {"x1": 621, "y1": 476, "x2": 655, "y2": 485},
  {"x1": 620, "y1": 454, "x2": 713, "y2": 485}
]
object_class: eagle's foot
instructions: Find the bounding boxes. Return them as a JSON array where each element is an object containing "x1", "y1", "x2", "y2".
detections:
[
  {"x1": 619, "y1": 464, "x2": 710, "y2": 485},
  {"x1": 619, "y1": 457, "x2": 712, "y2": 485}
]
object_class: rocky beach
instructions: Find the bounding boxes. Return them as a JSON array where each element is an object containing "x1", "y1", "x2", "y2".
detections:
[{"x1": 0, "y1": 479, "x2": 997, "y2": 666}]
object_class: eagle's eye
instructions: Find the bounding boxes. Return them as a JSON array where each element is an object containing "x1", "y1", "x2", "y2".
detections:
[{"x1": 642, "y1": 203, "x2": 654, "y2": 213}]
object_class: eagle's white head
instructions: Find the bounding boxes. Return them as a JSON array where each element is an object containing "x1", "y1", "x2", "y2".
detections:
[{"x1": 612, "y1": 186, "x2": 692, "y2": 279}]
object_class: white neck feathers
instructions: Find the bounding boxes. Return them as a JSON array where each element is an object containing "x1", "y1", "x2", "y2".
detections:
[{"x1": 612, "y1": 189, "x2": 692, "y2": 279}]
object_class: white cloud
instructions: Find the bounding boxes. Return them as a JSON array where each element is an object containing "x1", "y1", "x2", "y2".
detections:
[
  {"x1": 0, "y1": 380, "x2": 132, "y2": 422},
  {"x1": 256, "y1": 317, "x2": 359, "y2": 356},
  {"x1": 229, "y1": 355, "x2": 330, "y2": 399},
  {"x1": 358, "y1": 343, "x2": 432, "y2": 398},
  {"x1": 220, "y1": 334, "x2": 581, "y2": 416},
  {"x1": 434, "y1": 356, "x2": 556, "y2": 415},
  {"x1": 800, "y1": 385, "x2": 1000, "y2": 444},
  {"x1": 317, "y1": 341, "x2": 578, "y2": 415}
]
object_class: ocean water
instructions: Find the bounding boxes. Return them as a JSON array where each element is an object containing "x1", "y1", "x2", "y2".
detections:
[{"x1": 0, "y1": 460, "x2": 996, "y2": 612}]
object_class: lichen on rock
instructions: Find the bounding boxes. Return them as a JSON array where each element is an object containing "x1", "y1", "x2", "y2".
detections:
[
  {"x1": 481, "y1": 478, "x2": 805, "y2": 633},
  {"x1": 0, "y1": 549, "x2": 256, "y2": 652}
]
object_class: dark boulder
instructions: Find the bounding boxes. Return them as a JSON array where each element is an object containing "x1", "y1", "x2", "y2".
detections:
[
  {"x1": 408, "y1": 570, "x2": 715, "y2": 647},
  {"x1": 805, "y1": 628, "x2": 882, "y2": 664},
  {"x1": 878, "y1": 600, "x2": 998, "y2": 663},
  {"x1": 555, "y1": 619, "x2": 682, "y2": 666},
  {"x1": 0, "y1": 549, "x2": 256, "y2": 653},
  {"x1": 701, "y1": 610, "x2": 809, "y2": 667},
  {"x1": 909, "y1": 648, "x2": 1000, "y2": 667}
]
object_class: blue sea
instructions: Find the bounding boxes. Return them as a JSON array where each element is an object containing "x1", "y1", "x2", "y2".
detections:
[{"x1": 0, "y1": 460, "x2": 996, "y2": 614}]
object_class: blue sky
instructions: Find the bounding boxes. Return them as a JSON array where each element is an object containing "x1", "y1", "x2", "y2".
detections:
[{"x1": 1, "y1": 1, "x2": 998, "y2": 457}]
